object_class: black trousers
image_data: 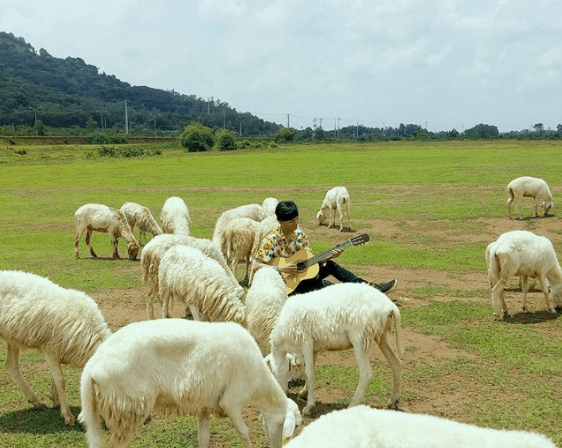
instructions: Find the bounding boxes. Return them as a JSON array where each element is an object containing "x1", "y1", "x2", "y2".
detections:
[{"x1": 291, "y1": 260, "x2": 365, "y2": 295}]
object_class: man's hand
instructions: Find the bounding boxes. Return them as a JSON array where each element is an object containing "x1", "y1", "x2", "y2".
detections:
[{"x1": 329, "y1": 247, "x2": 344, "y2": 259}]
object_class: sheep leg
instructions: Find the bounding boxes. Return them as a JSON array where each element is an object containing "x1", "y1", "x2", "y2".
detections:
[
  {"x1": 44, "y1": 354, "x2": 75, "y2": 426},
  {"x1": 111, "y1": 235, "x2": 121, "y2": 259},
  {"x1": 146, "y1": 284, "x2": 157, "y2": 319},
  {"x1": 299, "y1": 352, "x2": 316, "y2": 398},
  {"x1": 74, "y1": 228, "x2": 85, "y2": 259},
  {"x1": 301, "y1": 343, "x2": 316, "y2": 416},
  {"x1": 197, "y1": 411, "x2": 212, "y2": 448},
  {"x1": 220, "y1": 404, "x2": 252, "y2": 448},
  {"x1": 85, "y1": 229, "x2": 98, "y2": 258},
  {"x1": 189, "y1": 305, "x2": 202, "y2": 321},
  {"x1": 378, "y1": 331, "x2": 402, "y2": 410},
  {"x1": 348, "y1": 338, "x2": 373, "y2": 408},
  {"x1": 5, "y1": 344, "x2": 48, "y2": 411},
  {"x1": 540, "y1": 275, "x2": 556, "y2": 314},
  {"x1": 336, "y1": 203, "x2": 344, "y2": 231},
  {"x1": 492, "y1": 280, "x2": 509, "y2": 320},
  {"x1": 521, "y1": 276, "x2": 529, "y2": 313}
]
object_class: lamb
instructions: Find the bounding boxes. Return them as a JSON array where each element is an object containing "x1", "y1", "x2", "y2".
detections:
[
  {"x1": 269, "y1": 282, "x2": 403, "y2": 415},
  {"x1": 261, "y1": 197, "x2": 279, "y2": 215},
  {"x1": 220, "y1": 217, "x2": 261, "y2": 280},
  {"x1": 160, "y1": 196, "x2": 191, "y2": 236},
  {"x1": 74, "y1": 203, "x2": 141, "y2": 260},
  {"x1": 212, "y1": 203, "x2": 269, "y2": 245},
  {"x1": 284, "y1": 405, "x2": 557, "y2": 448},
  {"x1": 486, "y1": 230, "x2": 562, "y2": 320},
  {"x1": 506, "y1": 176, "x2": 553, "y2": 219},
  {"x1": 78, "y1": 319, "x2": 302, "y2": 448},
  {"x1": 316, "y1": 186, "x2": 351, "y2": 231},
  {"x1": 120, "y1": 201, "x2": 163, "y2": 244},
  {"x1": 140, "y1": 233, "x2": 242, "y2": 319},
  {"x1": 0, "y1": 270, "x2": 111, "y2": 426},
  {"x1": 158, "y1": 245, "x2": 247, "y2": 324},
  {"x1": 245, "y1": 266, "x2": 288, "y2": 354}
]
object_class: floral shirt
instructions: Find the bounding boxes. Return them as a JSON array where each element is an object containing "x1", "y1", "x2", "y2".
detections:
[{"x1": 254, "y1": 226, "x2": 311, "y2": 263}]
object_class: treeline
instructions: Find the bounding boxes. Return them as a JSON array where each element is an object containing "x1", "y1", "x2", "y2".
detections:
[{"x1": 0, "y1": 32, "x2": 280, "y2": 135}]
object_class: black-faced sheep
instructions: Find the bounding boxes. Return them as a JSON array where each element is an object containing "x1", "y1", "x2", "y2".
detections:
[
  {"x1": 79, "y1": 319, "x2": 302, "y2": 448},
  {"x1": 0, "y1": 270, "x2": 111, "y2": 426},
  {"x1": 74, "y1": 203, "x2": 141, "y2": 260}
]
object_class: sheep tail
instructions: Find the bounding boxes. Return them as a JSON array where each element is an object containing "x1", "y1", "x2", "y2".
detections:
[
  {"x1": 392, "y1": 308, "x2": 404, "y2": 357},
  {"x1": 78, "y1": 376, "x2": 104, "y2": 448}
]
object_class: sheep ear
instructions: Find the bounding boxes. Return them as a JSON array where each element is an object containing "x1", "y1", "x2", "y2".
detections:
[{"x1": 282, "y1": 412, "x2": 296, "y2": 442}]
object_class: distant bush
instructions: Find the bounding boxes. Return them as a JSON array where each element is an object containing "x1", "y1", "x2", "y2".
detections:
[
  {"x1": 274, "y1": 127, "x2": 297, "y2": 143},
  {"x1": 179, "y1": 122, "x2": 215, "y2": 152},
  {"x1": 215, "y1": 129, "x2": 237, "y2": 151},
  {"x1": 14, "y1": 149, "x2": 26, "y2": 155},
  {"x1": 97, "y1": 145, "x2": 160, "y2": 158}
]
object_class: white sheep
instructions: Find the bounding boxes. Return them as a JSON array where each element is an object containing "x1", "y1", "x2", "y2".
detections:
[
  {"x1": 220, "y1": 217, "x2": 261, "y2": 280},
  {"x1": 245, "y1": 266, "x2": 288, "y2": 354},
  {"x1": 212, "y1": 203, "x2": 269, "y2": 245},
  {"x1": 74, "y1": 203, "x2": 141, "y2": 260},
  {"x1": 249, "y1": 214, "x2": 280, "y2": 285},
  {"x1": 0, "y1": 270, "x2": 111, "y2": 426},
  {"x1": 269, "y1": 282, "x2": 403, "y2": 415},
  {"x1": 316, "y1": 186, "x2": 351, "y2": 231},
  {"x1": 486, "y1": 230, "x2": 562, "y2": 320},
  {"x1": 158, "y1": 245, "x2": 247, "y2": 324},
  {"x1": 160, "y1": 196, "x2": 191, "y2": 236},
  {"x1": 120, "y1": 201, "x2": 163, "y2": 244},
  {"x1": 284, "y1": 405, "x2": 557, "y2": 448},
  {"x1": 141, "y1": 233, "x2": 242, "y2": 319},
  {"x1": 261, "y1": 197, "x2": 279, "y2": 215},
  {"x1": 506, "y1": 176, "x2": 553, "y2": 219},
  {"x1": 78, "y1": 319, "x2": 302, "y2": 448}
]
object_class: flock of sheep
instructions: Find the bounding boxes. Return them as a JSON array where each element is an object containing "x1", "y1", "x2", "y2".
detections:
[{"x1": 0, "y1": 178, "x2": 560, "y2": 447}]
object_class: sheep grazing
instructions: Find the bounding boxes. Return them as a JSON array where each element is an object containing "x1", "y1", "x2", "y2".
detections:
[
  {"x1": 212, "y1": 203, "x2": 269, "y2": 245},
  {"x1": 269, "y1": 282, "x2": 403, "y2": 415},
  {"x1": 158, "y1": 245, "x2": 246, "y2": 324},
  {"x1": 316, "y1": 186, "x2": 351, "y2": 231},
  {"x1": 261, "y1": 197, "x2": 279, "y2": 215},
  {"x1": 141, "y1": 233, "x2": 242, "y2": 319},
  {"x1": 284, "y1": 405, "x2": 557, "y2": 448},
  {"x1": 79, "y1": 319, "x2": 302, "y2": 448},
  {"x1": 486, "y1": 230, "x2": 562, "y2": 320},
  {"x1": 0, "y1": 270, "x2": 111, "y2": 426},
  {"x1": 245, "y1": 266, "x2": 288, "y2": 354},
  {"x1": 74, "y1": 203, "x2": 141, "y2": 260},
  {"x1": 120, "y1": 201, "x2": 163, "y2": 245},
  {"x1": 160, "y1": 196, "x2": 191, "y2": 236},
  {"x1": 506, "y1": 176, "x2": 553, "y2": 219},
  {"x1": 220, "y1": 217, "x2": 261, "y2": 280}
]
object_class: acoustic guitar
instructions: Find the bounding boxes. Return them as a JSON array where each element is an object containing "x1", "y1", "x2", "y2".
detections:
[{"x1": 270, "y1": 233, "x2": 370, "y2": 294}]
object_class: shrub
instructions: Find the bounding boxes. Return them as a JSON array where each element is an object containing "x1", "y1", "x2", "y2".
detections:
[
  {"x1": 274, "y1": 126, "x2": 297, "y2": 143},
  {"x1": 179, "y1": 122, "x2": 215, "y2": 152},
  {"x1": 215, "y1": 129, "x2": 237, "y2": 151}
]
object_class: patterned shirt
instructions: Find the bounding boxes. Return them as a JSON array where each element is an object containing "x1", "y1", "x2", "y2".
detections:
[{"x1": 254, "y1": 226, "x2": 311, "y2": 263}]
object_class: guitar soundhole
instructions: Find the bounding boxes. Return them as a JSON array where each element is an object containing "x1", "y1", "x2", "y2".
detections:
[{"x1": 296, "y1": 261, "x2": 306, "y2": 271}]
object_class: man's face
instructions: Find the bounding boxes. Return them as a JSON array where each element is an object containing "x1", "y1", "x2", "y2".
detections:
[{"x1": 279, "y1": 216, "x2": 299, "y2": 234}]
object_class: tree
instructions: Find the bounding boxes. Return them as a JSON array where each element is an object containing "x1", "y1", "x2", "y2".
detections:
[
  {"x1": 274, "y1": 126, "x2": 297, "y2": 143},
  {"x1": 214, "y1": 129, "x2": 237, "y2": 151},
  {"x1": 533, "y1": 123, "x2": 544, "y2": 133},
  {"x1": 179, "y1": 122, "x2": 214, "y2": 152}
]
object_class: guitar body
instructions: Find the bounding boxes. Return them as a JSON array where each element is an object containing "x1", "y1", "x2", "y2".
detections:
[
  {"x1": 270, "y1": 250, "x2": 320, "y2": 294},
  {"x1": 268, "y1": 233, "x2": 369, "y2": 295}
]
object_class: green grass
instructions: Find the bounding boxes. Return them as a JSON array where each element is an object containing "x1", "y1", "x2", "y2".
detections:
[{"x1": 1, "y1": 140, "x2": 561, "y2": 447}]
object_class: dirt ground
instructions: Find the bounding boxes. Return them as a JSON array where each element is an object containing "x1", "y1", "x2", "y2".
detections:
[{"x1": 90, "y1": 213, "x2": 561, "y2": 446}]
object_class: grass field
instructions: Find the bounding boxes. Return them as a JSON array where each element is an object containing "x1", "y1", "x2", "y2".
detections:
[{"x1": 0, "y1": 139, "x2": 561, "y2": 447}]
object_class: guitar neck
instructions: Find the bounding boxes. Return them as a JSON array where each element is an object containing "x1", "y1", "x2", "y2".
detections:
[{"x1": 301, "y1": 240, "x2": 352, "y2": 268}]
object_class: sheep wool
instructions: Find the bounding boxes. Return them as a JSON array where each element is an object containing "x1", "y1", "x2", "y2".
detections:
[
  {"x1": 0, "y1": 270, "x2": 111, "y2": 426},
  {"x1": 316, "y1": 186, "x2": 351, "y2": 232},
  {"x1": 79, "y1": 319, "x2": 302, "y2": 448},
  {"x1": 120, "y1": 201, "x2": 162, "y2": 244},
  {"x1": 160, "y1": 196, "x2": 191, "y2": 236},
  {"x1": 285, "y1": 405, "x2": 557, "y2": 448}
]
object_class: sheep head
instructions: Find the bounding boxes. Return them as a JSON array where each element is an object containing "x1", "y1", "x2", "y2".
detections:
[{"x1": 127, "y1": 241, "x2": 141, "y2": 260}]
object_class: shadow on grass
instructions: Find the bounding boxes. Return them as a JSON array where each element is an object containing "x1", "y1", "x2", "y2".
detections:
[
  {"x1": 0, "y1": 405, "x2": 84, "y2": 434},
  {"x1": 83, "y1": 256, "x2": 140, "y2": 263},
  {"x1": 503, "y1": 309, "x2": 560, "y2": 325}
]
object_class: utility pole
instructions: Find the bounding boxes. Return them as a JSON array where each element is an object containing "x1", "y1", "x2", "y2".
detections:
[
  {"x1": 334, "y1": 118, "x2": 336, "y2": 138},
  {"x1": 223, "y1": 109, "x2": 226, "y2": 128},
  {"x1": 125, "y1": 100, "x2": 129, "y2": 134},
  {"x1": 287, "y1": 114, "x2": 290, "y2": 127},
  {"x1": 28, "y1": 106, "x2": 42, "y2": 125},
  {"x1": 356, "y1": 121, "x2": 359, "y2": 139}
]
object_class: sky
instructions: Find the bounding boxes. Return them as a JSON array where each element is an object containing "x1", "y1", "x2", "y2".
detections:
[{"x1": 1, "y1": 0, "x2": 561, "y2": 133}]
